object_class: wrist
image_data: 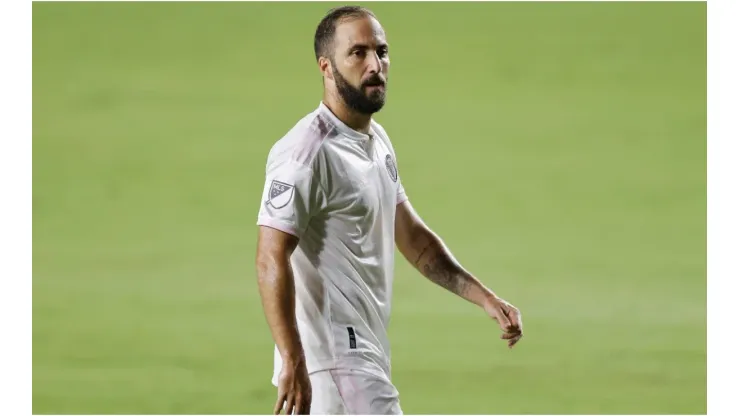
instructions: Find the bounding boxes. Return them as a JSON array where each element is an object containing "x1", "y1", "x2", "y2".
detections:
[
  {"x1": 280, "y1": 349, "x2": 306, "y2": 367},
  {"x1": 479, "y1": 288, "x2": 499, "y2": 307}
]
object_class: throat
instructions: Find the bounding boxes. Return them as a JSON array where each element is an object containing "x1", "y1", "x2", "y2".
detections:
[{"x1": 322, "y1": 97, "x2": 373, "y2": 135}]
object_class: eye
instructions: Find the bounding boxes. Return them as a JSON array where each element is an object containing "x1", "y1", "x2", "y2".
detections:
[
  {"x1": 352, "y1": 49, "x2": 366, "y2": 58},
  {"x1": 377, "y1": 48, "x2": 389, "y2": 58}
]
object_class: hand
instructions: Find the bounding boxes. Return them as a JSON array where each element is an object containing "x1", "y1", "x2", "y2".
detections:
[
  {"x1": 274, "y1": 357, "x2": 312, "y2": 415},
  {"x1": 483, "y1": 295, "x2": 523, "y2": 348}
]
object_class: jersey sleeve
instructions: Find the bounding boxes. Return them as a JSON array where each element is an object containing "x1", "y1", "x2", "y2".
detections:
[
  {"x1": 396, "y1": 179, "x2": 408, "y2": 205},
  {"x1": 256, "y1": 158, "x2": 323, "y2": 238},
  {"x1": 394, "y1": 150, "x2": 408, "y2": 205}
]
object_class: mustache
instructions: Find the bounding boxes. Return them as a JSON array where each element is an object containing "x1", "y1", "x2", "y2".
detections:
[{"x1": 362, "y1": 75, "x2": 386, "y2": 87}]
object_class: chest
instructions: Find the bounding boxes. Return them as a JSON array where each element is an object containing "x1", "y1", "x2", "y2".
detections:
[{"x1": 325, "y1": 138, "x2": 399, "y2": 218}]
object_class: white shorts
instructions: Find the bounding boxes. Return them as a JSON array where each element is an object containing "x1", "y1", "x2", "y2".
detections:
[{"x1": 308, "y1": 368, "x2": 403, "y2": 415}]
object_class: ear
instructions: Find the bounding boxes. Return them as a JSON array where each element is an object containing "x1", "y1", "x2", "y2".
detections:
[{"x1": 318, "y1": 56, "x2": 334, "y2": 81}]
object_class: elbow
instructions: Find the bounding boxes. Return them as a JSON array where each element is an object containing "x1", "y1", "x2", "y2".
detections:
[
  {"x1": 256, "y1": 249, "x2": 291, "y2": 285},
  {"x1": 255, "y1": 251, "x2": 276, "y2": 283}
]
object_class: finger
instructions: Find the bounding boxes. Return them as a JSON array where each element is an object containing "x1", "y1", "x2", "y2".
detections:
[
  {"x1": 292, "y1": 394, "x2": 300, "y2": 415},
  {"x1": 508, "y1": 333, "x2": 523, "y2": 348},
  {"x1": 286, "y1": 394, "x2": 295, "y2": 416},
  {"x1": 299, "y1": 393, "x2": 312, "y2": 415},
  {"x1": 274, "y1": 392, "x2": 287, "y2": 415},
  {"x1": 293, "y1": 395, "x2": 301, "y2": 415},
  {"x1": 497, "y1": 307, "x2": 513, "y2": 331},
  {"x1": 506, "y1": 309, "x2": 524, "y2": 332},
  {"x1": 500, "y1": 331, "x2": 519, "y2": 340},
  {"x1": 298, "y1": 393, "x2": 310, "y2": 415},
  {"x1": 510, "y1": 309, "x2": 523, "y2": 330}
]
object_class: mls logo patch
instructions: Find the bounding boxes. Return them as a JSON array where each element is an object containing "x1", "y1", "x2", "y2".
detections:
[
  {"x1": 265, "y1": 180, "x2": 294, "y2": 209},
  {"x1": 385, "y1": 154, "x2": 398, "y2": 182}
]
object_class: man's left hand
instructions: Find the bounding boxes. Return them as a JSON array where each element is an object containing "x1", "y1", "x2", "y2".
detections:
[{"x1": 483, "y1": 295, "x2": 523, "y2": 348}]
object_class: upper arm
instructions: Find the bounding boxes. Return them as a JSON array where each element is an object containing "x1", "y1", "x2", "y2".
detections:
[
  {"x1": 395, "y1": 200, "x2": 433, "y2": 265},
  {"x1": 256, "y1": 225, "x2": 299, "y2": 273}
]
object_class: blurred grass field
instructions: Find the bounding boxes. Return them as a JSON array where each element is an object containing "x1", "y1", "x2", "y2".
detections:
[{"x1": 32, "y1": 1, "x2": 706, "y2": 414}]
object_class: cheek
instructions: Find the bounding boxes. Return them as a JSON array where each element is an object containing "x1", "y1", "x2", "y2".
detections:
[
  {"x1": 344, "y1": 69, "x2": 365, "y2": 84},
  {"x1": 340, "y1": 60, "x2": 362, "y2": 76}
]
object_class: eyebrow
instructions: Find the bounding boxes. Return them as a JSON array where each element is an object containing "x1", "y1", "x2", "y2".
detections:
[{"x1": 348, "y1": 42, "x2": 389, "y2": 51}]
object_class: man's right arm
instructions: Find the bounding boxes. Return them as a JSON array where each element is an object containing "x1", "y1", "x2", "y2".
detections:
[
  {"x1": 256, "y1": 225, "x2": 304, "y2": 369},
  {"x1": 256, "y1": 225, "x2": 311, "y2": 415},
  {"x1": 255, "y1": 148, "x2": 323, "y2": 414}
]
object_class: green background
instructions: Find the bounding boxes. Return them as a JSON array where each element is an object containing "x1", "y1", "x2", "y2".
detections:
[{"x1": 33, "y1": 1, "x2": 706, "y2": 414}]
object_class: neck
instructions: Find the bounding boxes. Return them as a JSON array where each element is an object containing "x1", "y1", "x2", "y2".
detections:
[{"x1": 322, "y1": 92, "x2": 373, "y2": 135}]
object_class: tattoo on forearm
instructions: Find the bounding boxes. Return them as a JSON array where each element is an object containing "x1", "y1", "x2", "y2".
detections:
[
  {"x1": 414, "y1": 241, "x2": 433, "y2": 266},
  {"x1": 417, "y1": 245, "x2": 472, "y2": 298}
]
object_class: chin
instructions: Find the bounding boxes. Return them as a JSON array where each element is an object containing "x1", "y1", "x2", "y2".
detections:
[{"x1": 368, "y1": 93, "x2": 386, "y2": 104}]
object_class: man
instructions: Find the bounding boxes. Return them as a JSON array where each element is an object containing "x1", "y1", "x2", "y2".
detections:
[{"x1": 255, "y1": 6, "x2": 523, "y2": 415}]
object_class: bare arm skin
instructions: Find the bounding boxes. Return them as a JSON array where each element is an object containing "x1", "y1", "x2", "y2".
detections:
[
  {"x1": 394, "y1": 200, "x2": 523, "y2": 347},
  {"x1": 256, "y1": 226, "x2": 311, "y2": 414}
]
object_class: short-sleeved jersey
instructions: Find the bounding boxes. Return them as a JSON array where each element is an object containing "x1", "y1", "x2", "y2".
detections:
[{"x1": 257, "y1": 102, "x2": 407, "y2": 384}]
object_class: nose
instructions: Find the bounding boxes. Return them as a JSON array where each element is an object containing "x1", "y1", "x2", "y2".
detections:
[{"x1": 367, "y1": 51, "x2": 382, "y2": 74}]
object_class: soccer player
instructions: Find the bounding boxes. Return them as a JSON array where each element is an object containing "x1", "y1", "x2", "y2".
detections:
[{"x1": 255, "y1": 6, "x2": 523, "y2": 415}]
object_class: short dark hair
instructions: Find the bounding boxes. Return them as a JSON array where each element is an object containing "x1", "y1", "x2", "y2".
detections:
[{"x1": 313, "y1": 6, "x2": 376, "y2": 62}]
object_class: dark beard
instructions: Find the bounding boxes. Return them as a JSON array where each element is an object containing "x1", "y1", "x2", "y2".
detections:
[{"x1": 333, "y1": 67, "x2": 387, "y2": 115}]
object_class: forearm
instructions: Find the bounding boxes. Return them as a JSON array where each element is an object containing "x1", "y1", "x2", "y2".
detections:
[
  {"x1": 256, "y1": 254, "x2": 305, "y2": 365},
  {"x1": 411, "y1": 229, "x2": 495, "y2": 307}
]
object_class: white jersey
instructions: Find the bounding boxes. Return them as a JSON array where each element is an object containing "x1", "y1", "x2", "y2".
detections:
[{"x1": 256, "y1": 102, "x2": 407, "y2": 385}]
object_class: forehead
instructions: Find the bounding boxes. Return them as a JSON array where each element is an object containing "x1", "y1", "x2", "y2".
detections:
[{"x1": 333, "y1": 15, "x2": 387, "y2": 49}]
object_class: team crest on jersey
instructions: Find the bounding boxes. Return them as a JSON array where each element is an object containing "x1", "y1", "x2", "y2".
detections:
[
  {"x1": 385, "y1": 154, "x2": 398, "y2": 182},
  {"x1": 265, "y1": 180, "x2": 294, "y2": 209}
]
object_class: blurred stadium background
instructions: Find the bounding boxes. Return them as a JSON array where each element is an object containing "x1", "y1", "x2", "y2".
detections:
[{"x1": 32, "y1": 1, "x2": 706, "y2": 414}]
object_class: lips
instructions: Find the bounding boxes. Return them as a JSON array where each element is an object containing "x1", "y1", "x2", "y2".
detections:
[{"x1": 363, "y1": 77, "x2": 386, "y2": 88}]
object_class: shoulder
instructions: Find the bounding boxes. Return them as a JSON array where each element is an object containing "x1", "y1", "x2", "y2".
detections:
[{"x1": 266, "y1": 110, "x2": 337, "y2": 170}]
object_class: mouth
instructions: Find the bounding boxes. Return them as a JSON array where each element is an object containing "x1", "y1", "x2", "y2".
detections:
[{"x1": 364, "y1": 83, "x2": 386, "y2": 90}]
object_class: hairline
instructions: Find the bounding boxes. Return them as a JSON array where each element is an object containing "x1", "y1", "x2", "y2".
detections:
[{"x1": 315, "y1": 8, "x2": 379, "y2": 62}]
